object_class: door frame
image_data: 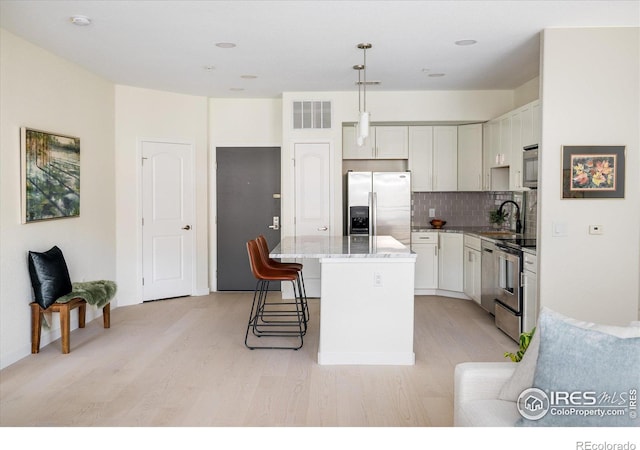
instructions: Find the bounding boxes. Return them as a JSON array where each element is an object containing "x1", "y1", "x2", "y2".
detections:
[{"x1": 138, "y1": 137, "x2": 197, "y2": 301}]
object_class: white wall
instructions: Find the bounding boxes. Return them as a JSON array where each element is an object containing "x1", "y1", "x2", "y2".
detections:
[
  {"x1": 115, "y1": 85, "x2": 209, "y2": 305},
  {"x1": 538, "y1": 27, "x2": 640, "y2": 325},
  {"x1": 514, "y1": 76, "x2": 540, "y2": 108},
  {"x1": 208, "y1": 98, "x2": 283, "y2": 290},
  {"x1": 0, "y1": 30, "x2": 116, "y2": 368}
]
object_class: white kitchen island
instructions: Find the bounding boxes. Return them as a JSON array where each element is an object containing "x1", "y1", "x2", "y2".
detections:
[{"x1": 270, "y1": 235, "x2": 416, "y2": 365}]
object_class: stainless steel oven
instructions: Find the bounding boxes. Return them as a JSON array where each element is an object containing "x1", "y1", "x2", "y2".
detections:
[
  {"x1": 523, "y1": 144, "x2": 538, "y2": 189},
  {"x1": 494, "y1": 243, "x2": 523, "y2": 341}
]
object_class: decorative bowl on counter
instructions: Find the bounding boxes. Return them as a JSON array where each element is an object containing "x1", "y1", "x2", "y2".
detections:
[{"x1": 430, "y1": 219, "x2": 447, "y2": 229}]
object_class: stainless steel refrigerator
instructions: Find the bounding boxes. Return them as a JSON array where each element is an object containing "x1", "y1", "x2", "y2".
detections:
[{"x1": 346, "y1": 171, "x2": 411, "y2": 245}]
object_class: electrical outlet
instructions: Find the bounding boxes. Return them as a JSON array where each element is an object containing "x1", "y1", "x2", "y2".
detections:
[
  {"x1": 374, "y1": 272, "x2": 383, "y2": 287},
  {"x1": 589, "y1": 225, "x2": 603, "y2": 235},
  {"x1": 429, "y1": 208, "x2": 436, "y2": 218}
]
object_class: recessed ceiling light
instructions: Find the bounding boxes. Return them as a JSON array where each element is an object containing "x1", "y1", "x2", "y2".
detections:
[
  {"x1": 455, "y1": 39, "x2": 477, "y2": 46},
  {"x1": 70, "y1": 15, "x2": 92, "y2": 26},
  {"x1": 203, "y1": 65, "x2": 216, "y2": 71},
  {"x1": 216, "y1": 42, "x2": 237, "y2": 48},
  {"x1": 240, "y1": 75, "x2": 257, "y2": 79},
  {"x1": 428, "y1": 73, "x2": 446, "y2": 77},
  {"x1": 230, "y1": 87, "x2": 245, "y2": 91}
]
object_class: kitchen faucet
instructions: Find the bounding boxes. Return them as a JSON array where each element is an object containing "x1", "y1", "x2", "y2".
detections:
[{"x1": 498, "y1": 200, "x2": 522, "y2": 234}]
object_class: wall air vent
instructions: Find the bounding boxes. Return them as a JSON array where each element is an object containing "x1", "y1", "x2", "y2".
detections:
[{"x1": 292, "y1": 101, "x2": 331, "y2": 129}]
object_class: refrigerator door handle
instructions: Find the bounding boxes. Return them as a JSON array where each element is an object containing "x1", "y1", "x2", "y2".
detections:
[
  {"x1": 367, "y1": 192, "x2": 373, "y2": 237},
  {"x1": 371, "y1": 192, "x2": 377, "y2": 237}
]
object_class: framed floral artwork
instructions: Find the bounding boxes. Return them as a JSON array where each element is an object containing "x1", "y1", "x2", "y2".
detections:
[
  {"x1": 562, "y1": 145, "x2": 625, "y2": 199},
  {"x1": 21, "y1": 127, "x2": 80, "y2": 222}
]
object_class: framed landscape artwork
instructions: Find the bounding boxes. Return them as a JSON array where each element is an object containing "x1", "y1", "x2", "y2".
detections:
[
  {"x1": 562, "y1": 145, "x2": 625, "y2": 199},
  {"x1": 21, "y1": 127, "x2": 80, "y2": 223}
]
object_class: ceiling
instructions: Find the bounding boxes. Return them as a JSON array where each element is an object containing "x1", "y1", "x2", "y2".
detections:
[{"x1": 1, "y1": 1, "x2": 638, "y2": 98}]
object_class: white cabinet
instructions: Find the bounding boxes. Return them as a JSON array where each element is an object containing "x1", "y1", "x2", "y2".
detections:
[
  {"x1": 463, "y1": 235, "x2": 482, "y2": 304},
  {"x1": 433, "y1": 126, "x2": 458, "y2": 191},
  {"x1": 498, "y1": 115, "x2": 511, "y2": 166},
  {"x1": 438, "y1": 232, "x2": 464, "y2": 292},
  {"x1": 408, "y1": 126, "x2": 434, "y2": 191},
  {"x1": 486, "y1": 119, "x2": 502, "y2": 168},
  {"x1": 520, "y1": 100, "x2": 541, "y2": 148},
  {"x1": 409, "y1": 126, "x2": 457, "y2": 191},
  {"x1": 482, "y1": 123, "x2": 492, "y2": 190},
  {"x1": 375, "y1": 126, "x2": 409, "y2": 158},
  {"x1": 532, "y1": 101, "x2": 541, "y2": 147},
  {"x1": 457, "y1": 124, "x2": 483, "y2": 191},
  {"x1": 343, "y1": 125, "x2": 408, "y2": 159},
  {"x1": 411, "y1": 231, "x2": 438, "y2": 289},
  {"x1": 484, "y1": 114, "x2": 511, "y2": 170},
  {"x1": 522, "y1": 251, "x2": 538, "y2": 333},
  {"x1": 509, "y1": 110, "x2": 523, "y2": 190}
]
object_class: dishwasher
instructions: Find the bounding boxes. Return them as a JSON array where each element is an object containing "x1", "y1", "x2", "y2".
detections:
[{"x1": 480, "y1": 239, "x2": 497, "y2": 315}]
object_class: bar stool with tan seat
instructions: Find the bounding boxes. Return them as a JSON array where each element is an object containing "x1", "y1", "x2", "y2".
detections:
[{"x1": 245, "y1": 239, "x2": 305, "y2": 350}]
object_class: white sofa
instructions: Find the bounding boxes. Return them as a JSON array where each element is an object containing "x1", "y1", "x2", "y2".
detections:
[
  {"x1": 453, "y1": 308, "x2": 640, "y2": 427},
  {"x1": 454, "y1": 362, "x2": 520, "y2": 426}
]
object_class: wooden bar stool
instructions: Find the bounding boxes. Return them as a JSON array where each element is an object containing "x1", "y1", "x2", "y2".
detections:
[
  {"x1": 245, "y1": 239, "x2": 305, "y2": 350},
  {"x1": 31, "y1": 298, "x2": 110, "y2": 354}
]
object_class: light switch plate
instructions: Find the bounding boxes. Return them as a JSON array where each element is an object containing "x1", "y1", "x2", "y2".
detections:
[
  {"x1": 552, "y1": 221, "x2": 568, "y2": 237},
  {"x1": 429, "y1": 208, "x2": 436, "y2": 218}
]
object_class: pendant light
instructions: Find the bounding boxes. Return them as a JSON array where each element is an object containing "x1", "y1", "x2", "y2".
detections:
[{"x1": 355, "y1": 43, "x2": 372, "y2": 146}]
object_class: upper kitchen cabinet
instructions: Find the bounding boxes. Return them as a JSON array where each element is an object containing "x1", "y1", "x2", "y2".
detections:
[
  {"x1": 375, "y1": 126, "x2": 409, "y2": 158},
  {"x1": 486, "y1": 119, "x2": 502, "y2": 168},
  {"x1": 343, "y1": 124, "x2": 373, "y2": 159},
  {"x1": 509, "y1": 110, "x2": 523, "y2": 190},
  {"x1": 520, "y1": 100, "x2": 541, "y2": 148},
  {"x1": 510, "y1": 100, "x2": 541, "y2": 190},
  {"x1": 433, "y1": 126, "x2": 458, "y2": 191},
  {"x1": 408, "y1": 126, "x2": 434, "y2": 191},
  {"x1": 342, "y1": 125, "x2": 408, "y2": 159},
  {"x1": 408, "y1": 126, "x2": 457, "y2": 191},
  {"x1": 482, "y1": 123, "x2": 492, "y2": 190},
  {"x1": 457, "y1": 124, "x2": 483, "y2": 191}
]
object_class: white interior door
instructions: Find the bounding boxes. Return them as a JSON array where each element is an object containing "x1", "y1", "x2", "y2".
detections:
[
  {"x1": 142, "y1": 140, "x2": 194, "y2": 301},
  {"x1": 293, "y1": 142, "x2": 331, "y2": 298}
]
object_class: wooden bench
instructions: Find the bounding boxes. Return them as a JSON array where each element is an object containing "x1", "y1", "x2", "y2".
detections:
[{"x1": 30, "y1": 298, "x2": 110, "y2": 354}]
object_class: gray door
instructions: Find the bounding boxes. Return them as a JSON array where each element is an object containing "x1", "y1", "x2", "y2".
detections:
[{"x1": 216, "y1": 147, "x2": 281, "y2": 291}]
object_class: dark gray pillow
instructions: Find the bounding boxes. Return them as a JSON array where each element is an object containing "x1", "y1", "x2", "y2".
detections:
[{"x1": 28, "y1": 246, "x2": 72, "y2": 309}]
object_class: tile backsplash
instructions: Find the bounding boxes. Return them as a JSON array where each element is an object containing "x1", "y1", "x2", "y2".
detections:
[{"x1": 412, "y1": 190, "x2": 538, "y2": 237}]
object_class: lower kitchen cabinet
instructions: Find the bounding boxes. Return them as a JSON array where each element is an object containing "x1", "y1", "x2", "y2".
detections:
[
  {"x1": 438, "y1": 232, "x2": 464, "y2": 292},
  {"x1": 522, "y1": 251, "x2": 538, "y2": 333},
  {"x1": 411, "y1": 231, "x2": 438, "y2": 289},
  {"x1": 463, "y1": 235, "x2": 482, "y2": 304}
]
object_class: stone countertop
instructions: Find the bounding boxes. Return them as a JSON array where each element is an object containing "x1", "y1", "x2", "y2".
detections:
[
  {"x1": 271, "y1": 235, "x2": 416, "y2": 259},
  {"x1": 411, "y1": 226, "x2": 537, "y2": 253}
]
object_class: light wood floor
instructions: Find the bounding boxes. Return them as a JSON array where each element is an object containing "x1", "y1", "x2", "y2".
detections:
[{"x1": 0, "y1": 293, "x2": 516, "y2": 427}]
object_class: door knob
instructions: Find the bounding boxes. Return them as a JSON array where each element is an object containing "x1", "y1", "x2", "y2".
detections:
[
  {"x1": 317, "y1": 226, "x2": 328, "y2": 231},
  {"x1": 268, "y1": 216, "x2": 280, "y2": 230},
  {"x1": 182, "y1": 225, "x2": 191, "y2": 230}
]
